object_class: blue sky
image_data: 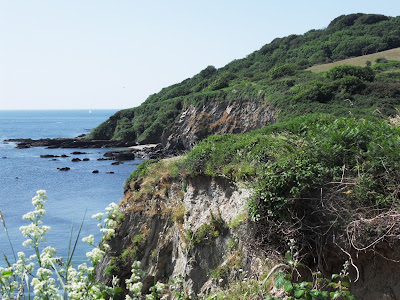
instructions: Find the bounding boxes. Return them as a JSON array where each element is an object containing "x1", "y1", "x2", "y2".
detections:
[{"x1": 1, "y1": 0, "x2": 399, "y2": 110}]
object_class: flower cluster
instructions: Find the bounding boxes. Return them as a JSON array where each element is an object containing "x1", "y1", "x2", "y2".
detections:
[
  {"x1": 92, "y1": 202, "x2": 122, "y2": 241},
  {"x1": 19, "y1": 190, "x2": 50, "y2": 248},
  {"x1": 0, "y1": 190, "x2": 168, "y2": 300},
  {"x1": 125, "y1": 261, "x2": 167, "y2": 300},
  {"x1": 0, "y1": 190, "x2": 126, "y2": 299},
  {"x1": 125, "y1": 261, "x2": 145, "y2": 300}
]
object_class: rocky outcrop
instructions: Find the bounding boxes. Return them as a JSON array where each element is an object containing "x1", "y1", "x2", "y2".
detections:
[
  {"x1": 96, "y1": 175, "x2": 266, "y2": 298},
  {"x1": 6, "y1": 138, "x2": 135, "y2": 149},
  {"x1": 98, "y1": 161, "x2": 400, "y2": 299},
  {"x1": 103, "y1": 151, "x2": 135, "y2": 161},
  {"x1": 164, "y1": 99, "x2": 276, "y2": 151}
]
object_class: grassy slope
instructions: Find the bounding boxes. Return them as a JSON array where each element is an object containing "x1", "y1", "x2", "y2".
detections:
[{"x1": 308, "y1": 47, "x2": 400, "y2": 72}]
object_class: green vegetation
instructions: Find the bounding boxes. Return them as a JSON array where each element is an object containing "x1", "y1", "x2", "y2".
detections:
[
  {"x1": 121, "y1": 234, "x2": 146, "y2": 264},
  {"x1": 186, "y1": 210, "x2": 228, "y2": 246},
  {"x1": 105, "y1": 13, "x2": 400, "y2": 298},
  {"x1": 89, "y1": 14, "x2": 400, "y2": 145},
  {"x1": 174, "y1": 113, "x2": 400, "y2": 291}
]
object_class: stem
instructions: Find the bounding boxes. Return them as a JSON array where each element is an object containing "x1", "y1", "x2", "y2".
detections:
[{"x1": 0, "y1": 211, "x2": 17, "y2": 262}]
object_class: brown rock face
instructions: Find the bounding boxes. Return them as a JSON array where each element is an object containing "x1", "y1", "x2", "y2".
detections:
[{"x1": 164, "y1": 99, "x2": 276, "y2": 151}]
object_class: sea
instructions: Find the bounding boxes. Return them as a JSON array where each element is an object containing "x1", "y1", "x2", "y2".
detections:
[{"x1": 0, "y1": 109, "x2": 143, "y2": 266}]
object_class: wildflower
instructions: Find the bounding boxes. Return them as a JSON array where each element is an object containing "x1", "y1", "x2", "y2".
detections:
[
  {"x1": 86, "y1": 247, "x2": 105, "y2": 265},
  {"x1": 92, "y1": 212, "x2": 105, "y2": 222},
  {"x1": 82, "y1": 234, "x2": 94, "y2": 245}
]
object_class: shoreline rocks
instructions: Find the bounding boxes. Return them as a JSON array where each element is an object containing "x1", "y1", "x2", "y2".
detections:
[
  {"x1": 7, "y1": 137, "x2": 174, "y2": 160},
  {"x1": 103, "y1": 151, "x2": 135, "y2": 161},
  {"x1": 6, "y1": 138, "x2": 136, "y2": 149},
  {"x1": 58, "y1": 167, "x2": 70, "y2": 171}
]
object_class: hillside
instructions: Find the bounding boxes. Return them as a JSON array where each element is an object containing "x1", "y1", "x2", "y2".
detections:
[
  {"x1": 308, "y1": 47, "x2": 400, "y2": 72},
  {"x1": 89, "y1": 13, "x2": 400, "y2": 149},
  {"x1": 98, "y1": 115, "x2": 400, "y2": 299},
  {"x1": 91, "y1": 13, "x2": 400, "y2": 300}
]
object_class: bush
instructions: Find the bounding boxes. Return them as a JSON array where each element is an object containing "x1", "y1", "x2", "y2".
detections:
[
  {"x1": 332, "y1": 75, "x2": 366, "y2": 94},
  {"x1": 325, "y1": 65, "x2": 374, "y2": 81},
  {"x1": 269, "y1": 64, "x2": 297, "y2": 79},
  {"x1": 292, "y1": 80, "x2": 333, "y2": 103}
]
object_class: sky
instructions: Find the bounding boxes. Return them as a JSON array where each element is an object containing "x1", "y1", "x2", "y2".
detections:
[{"x1": 1, "y1": 1, "x2": 400, "y2": 110}]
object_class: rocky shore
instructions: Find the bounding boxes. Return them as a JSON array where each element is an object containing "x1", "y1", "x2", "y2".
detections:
[
  {"x1": 5, "y1": 138, "x2": 172, "y2": 159},
  {"x1": 5, "y1": 138, "x2": 135, "y2": 149}
]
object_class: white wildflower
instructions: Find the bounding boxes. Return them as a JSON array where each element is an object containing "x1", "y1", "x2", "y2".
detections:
[{"x1": 82, "y1": 234, "x2": 94, "y2": 245}]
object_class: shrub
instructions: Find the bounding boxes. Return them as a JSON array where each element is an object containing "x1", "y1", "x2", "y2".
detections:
[
  {"x1": 332, "y1": 75, "x2": 366, "y2": 94},
  {"x1": 326, "y1": 65, "x2": 374, "y2": 81},
  {"x1": 292, "y1": 80, "x2": 333, "y2": 103},
  {"x1": 269, "y1": 64, "x2": 297, "y2": 79}
]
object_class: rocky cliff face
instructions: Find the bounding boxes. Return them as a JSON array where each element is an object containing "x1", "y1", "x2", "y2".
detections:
[
  {"x1": 95, "y1": 171, "x2": 271, "y2": 298},
  {"x1": 97, "y1": 158, "x2": 400, "y2": 299},
  {"x1": 164, "y1": 99, "x2": 276, "y2": 151}
]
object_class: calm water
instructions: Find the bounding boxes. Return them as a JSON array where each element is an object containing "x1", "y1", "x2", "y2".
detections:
[{"x1": 0, "y1": 110, "x2": 142, "y2": 266}]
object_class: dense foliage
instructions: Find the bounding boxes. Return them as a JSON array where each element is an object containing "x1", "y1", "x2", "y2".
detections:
[
  {"x1": 89, "y1": 14, "x2": 400, "y2": 144},
  {"x1": 182, "y1": 114, "x2": 400, "y2": 253}
]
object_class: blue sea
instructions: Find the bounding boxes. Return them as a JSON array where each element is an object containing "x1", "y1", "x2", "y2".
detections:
[{"x1": 0, "y1": 110, "x2": 143, "y2": 266}]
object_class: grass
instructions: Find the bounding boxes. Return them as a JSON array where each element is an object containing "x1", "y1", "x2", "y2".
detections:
[{"x1": 308, "y1": 47, "x2": 400, "y2": 72}]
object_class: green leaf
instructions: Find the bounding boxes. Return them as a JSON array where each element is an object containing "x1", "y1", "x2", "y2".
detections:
[
  {"x1": 285, "y1": 252, "x2": 294, "y2": 265},
  {"x1": 342, "y1": 281, "x2": 350, "y2": 288},
  {"x1": 274, "y1": 275, "x2": 286, "y2": 289},
  {"x1": 299, "y1": 281, "x2": 312, "y2": 288},
  {"x1": 1, "y1": 270, "x2": 13, "y2": 276},
  {"x1": 284, "y1": 280, "x2": 293, "y2": 293},
  {"x1": 294, "y1": 289, "x2": 305, "y2": 298}
]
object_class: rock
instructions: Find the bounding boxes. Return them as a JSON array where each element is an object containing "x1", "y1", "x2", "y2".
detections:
[
  {"x1": 5, "y1": 138, "x2": 136, "y2": 149},
  {"x1": 58, "y1": 167, "x2": 70, "y2": 171},
  {"x1": 17, "y1": 144, "x2": 31, "y2": 149},
  {"x1": 71, "y1": 158, "x2": 81, "y2": 162},
  {"x1": 164, "y1": 100, "x2": 276, "y2": 151},
  {"x1": 111, "y1": 161, "x2": 122, "y2": 165},
  {"x1": 71, "y1": 151, "x2": 87, "y2": 155},
  {"x1": 61, "y1": 154, "x2": 69, "y2": 157},
  {"x1": 107, "y1": 172, "x2": 115, "y2": 174},
  {"x1": 40, "y1": 154, "x2": 60, "y2": 158},
  {"x1": 82, "y1": 158, "x2": 90, "y2": 161},
  {"x1": 92, "y1": 170, "x2": 99, "y2": 173},
  {"x1": 130, "y1": 144, "x2": 166, "y2": 159},
  {"x1": 103, "y1": 151, "x2": 135, "y2": 161},
  {"x1": 97, "y1": 158, "x2": 111, "y2": 161}
]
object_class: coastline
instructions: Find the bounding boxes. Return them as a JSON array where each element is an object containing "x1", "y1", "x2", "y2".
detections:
[{"x1": 5, "y1": 137, "x2": 170, "y2": 159}]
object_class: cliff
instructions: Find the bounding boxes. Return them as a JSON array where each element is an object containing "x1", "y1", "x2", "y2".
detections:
[
  {"x1": 164, "y1": 99, "x2": 276, "y2": 151},
  {"x1": 98, "y1": 115, "x2": 400, "y2": 299},
  {"x1": 96, "y1": 159, "x2": 261, "y2": 298}
]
